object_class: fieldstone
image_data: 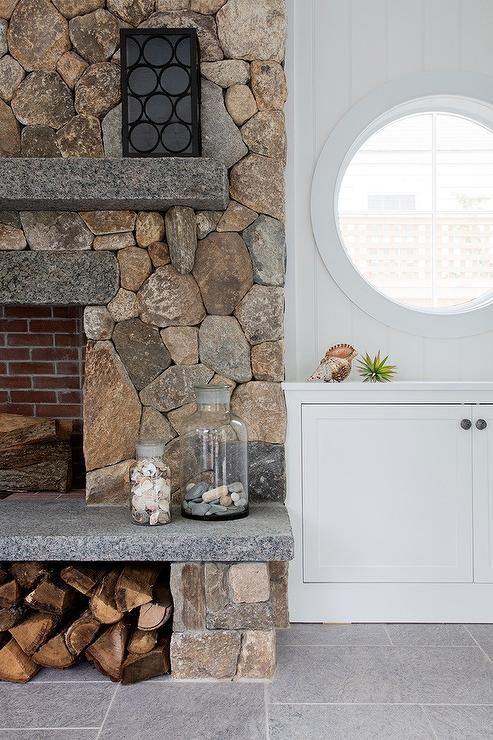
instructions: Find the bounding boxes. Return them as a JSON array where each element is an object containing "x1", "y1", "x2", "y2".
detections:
[
  {"x1": 81, "y1": 210, "x2": 136, "y2": 235},
  {"x1": 0, "y1": 55, "x2": 24, "y2": 102},
  {"x1": 248, "y1": 441, "x2": 285, "y2": 501},
  {"x1": 84, "y1": 340, "x2": 141, "y2": 470},
  {"x1": 199, "y1": 315, "x2": 251, "y2": 383},
  {"x1": 206, "y1": 599, "x2": 273, "y2": 630},
  {"x1": 211, "y1": 373, "x2": 236, "y2": 389},
  {"x1": 235, "y1": 284, "x2": 283, "y2": 344},
  {"x1": 243, "y1": 214, "x2": 285, "y2": 286},
  {"x1": 138, "y1": 265, "x2": 206, "y2": 328},
  {"x1": 165, "y1": 206, "x2": 197, "y2": 274},
  {"x1": 167, "y1": 402, "x2": 196, "y2": 436},
  {"x1": 170, "y1": 563, "x2": 206, "y2": 632},
  {"x1": 148, "y1": 241, "x2": 170, "y2": 267},
  {"x1": 251, "y1": 340, "x2": 284, "y2": 381},
  {"x1": 216, "y1": 0, "x2": 286, "y2": 62},
  {"x1": 8, "y1": 0, "x2": 70, "y2": 71},
  {"x1": 0, "y1": 210, "x2": 20, "y2": 227},
  {"x1": 21, "y1": 125, "x2": 60, "y2": 157},
  {"x1": 101, "y1": 104, "x2": 121, "y2": 157},
  {"x1": 107, "y1": 0, "x2": 154, "y2": 24},
  {"x1": 69, "y1": 10, "x2": 120, "y2": 65},
  {"x1": 204, "y1": 562, "x2": 228, "y2": 613},
  {"x1": 0, "y1": 223, "x2": 26, "y2": 250},
  {"x1": 12, "y1": 72, "x2": 74, "y2": 128},
  {"x1": 57, "y1": 51, "x2": 87, "y2": 88},
  {"x1": 140, "y1": 364, "x2": 213, "y2": 413},
  {"x1": 20, "y1": 211, "x2": 93, "y2": 251},
  {"x1": 231, "y1": 381, "x2": 286, "y2": 443},
  {"x1": 196, "y1": 210, "x2": 222, "y2": 239},
  {"x1": 193, "y1": 231, "x2": 253, "y2": 315},
  {"x1": 56, "y1": 114, "x2": 104, "y2": 157},
  {"x1": 191, "y1": 0, "x2": 225, "y2": 12},
  {"x1": 269, "y1": 560, "x2": 289, "y2": 627},
  {"x1": 201, "y1": 59, "x2": 249, "y2": 88},
  {"x1": 75, "y1": 62, "x2": 120, "y2": 118},
  {"x1": 230, "y1": 154, "x2": 284, "y2": 220},
  {"x1": 161, "y1": 326, "x2": 198, "y2": 365},
  {"x1": 156, "y1": 0, "x2": 189, "y2": 8},
  {"x1": 251, "y1": 60, "x2": 287, "y2": 110},
  {"x1": 236, "y1": 630, "x2": 276, "y2": 679},
  {"x1": 118, "y1": 246, "x2": 152, "y2": 291},
  {"x1": 86, "y1": 459, "x2": 133, "y2": 505},
  {"x1": 170, "y1": 631, "x2": 240, "y2": 679},
  {"x1": 140, "y1": 407, "x2": 175, "y2": 446},
  {"x1": 108, "y1": 288, "x2": 139, "y2": 321},
  {"x1": 225, "y1": 84, "x2": 256, "y2": 126},
  {"x1": 229, "y1": 563, "x2": 270, "y2": 603},
  {"x1": 0, "y1": 19, "x2": 5, "y2": 58},
  {"x1": 143, "y1": 11, "x2": 223, "y2": 62},
  {"x1": 136, "y1": 211, "x2": 164, "y2": 248},
  {"x1": 201, "y1": 79, "x2": 247, "y2": 168},
  {"x1": 217, "y1": 201, "x2": 256, "y2": 232},
  {"x1": 52, "y1": 0, "x2": 104, "y2": 18},
  {"x1": 0, "y1": 0, "x2": 18, "y2": 19},
  {"x1": 0, "y1": 98, "x2": 19, "y2": 154},
  {"x1": 93, "y1": 232, "x2": 136, "y2": 251},
  {"x1": 241, "y1": 110, "x2": 285, "y2": 159},
  {"x1": 113, "y1": 318, "x2": 172, "y2": 391},
  {"x1": 83, "y1": 305, "x2": 114, "y2": 340}
]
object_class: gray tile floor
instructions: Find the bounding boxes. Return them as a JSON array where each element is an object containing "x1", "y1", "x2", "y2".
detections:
[{"x1": 1, "y1": 624, "x2": 493, "y2": 739}]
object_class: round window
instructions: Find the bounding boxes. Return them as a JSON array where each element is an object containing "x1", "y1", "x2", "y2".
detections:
[
  {"x1": 337, "y1": 112, "x2": 493, "y2": 313},
  {"x1": 311, "y1": 75, "x2": 493, "y2": 337}
]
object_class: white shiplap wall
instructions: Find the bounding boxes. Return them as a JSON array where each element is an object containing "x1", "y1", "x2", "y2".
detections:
[{"x1": 285, "y1": 0, "x2": 493, "y2": 381}]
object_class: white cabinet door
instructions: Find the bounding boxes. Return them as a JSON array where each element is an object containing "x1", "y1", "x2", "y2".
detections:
[
  {"x1": 302, "y1": 404, "x2": 473, "y2": 583},
  {"x1": 473, "y1": 407, "x2": 493, "y2": 582}
]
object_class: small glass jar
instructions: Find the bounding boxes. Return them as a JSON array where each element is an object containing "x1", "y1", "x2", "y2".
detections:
[
  {"x1": 180, "y1": 385, "x2": 248, "y2": 521},
  {"x1": 129, "y1": 439, "x2": 171, "y2": 526}
]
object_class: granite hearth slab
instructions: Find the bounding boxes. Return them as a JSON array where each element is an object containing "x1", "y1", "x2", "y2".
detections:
[
  {"x1": 0, "y1": 501, "x2": 294, "y2": 562},
  {"x1": 0, "y1": 251, "x2": 118, "y2": 305},
  {"x1": 0, "y1": 158, "x2": 229, "y2": 211}
]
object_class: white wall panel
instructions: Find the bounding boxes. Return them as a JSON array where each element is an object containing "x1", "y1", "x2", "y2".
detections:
[{"x1": 286, "y1": 0, "x2": 493, "y2": 382}]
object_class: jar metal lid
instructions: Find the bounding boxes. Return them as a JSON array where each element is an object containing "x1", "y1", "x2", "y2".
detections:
[{"x1": 136, "y1": 438, "x2": 165, "y2": 458}]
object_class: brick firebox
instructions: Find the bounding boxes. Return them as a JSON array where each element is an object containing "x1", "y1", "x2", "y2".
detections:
[{"x1": 0, "y1": 305, "x2": 85, "y2": 485}]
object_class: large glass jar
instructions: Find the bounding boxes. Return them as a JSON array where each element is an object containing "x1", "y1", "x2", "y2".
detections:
[
  {"x1": 180, "y1": 385, "x2": 248, "y2": 521},
  {"x1": 129, "y1": 439, "x2": 171, "y2": 526}
]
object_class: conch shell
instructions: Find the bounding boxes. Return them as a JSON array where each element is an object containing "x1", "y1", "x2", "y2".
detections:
[{"x1": 309, "y1": 343, "x2": 357, "y2": 383}]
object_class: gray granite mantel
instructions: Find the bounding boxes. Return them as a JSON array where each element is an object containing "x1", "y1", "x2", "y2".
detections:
[
  {"x1": 0, "y1": 501, "x2": 294, "y2": 562},
  {"x1": 0, "y1": 158, "x2": 229, "y2": 211}
]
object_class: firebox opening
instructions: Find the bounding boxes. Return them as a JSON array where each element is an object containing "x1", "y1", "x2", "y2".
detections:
[{"x1": 0, "y1": 304, "x2": 85, "y2": 492}]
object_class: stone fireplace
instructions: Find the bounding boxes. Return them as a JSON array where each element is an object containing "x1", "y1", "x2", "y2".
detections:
[{"x1": 0, "y1": 0, "x2": 291, "y2": 682}]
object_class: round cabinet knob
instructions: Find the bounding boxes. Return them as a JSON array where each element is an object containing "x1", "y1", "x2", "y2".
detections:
[
  {"x1": 476, "y1": 419, "x2": 488, "y2": 430},
  {"x1": 461, "y1": 419, "x2": 472, "y2": 430}
]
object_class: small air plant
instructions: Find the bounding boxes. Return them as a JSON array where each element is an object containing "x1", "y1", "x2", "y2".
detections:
[{"x1": 357, "y1": 351, "x2": 397, "y2": 383}]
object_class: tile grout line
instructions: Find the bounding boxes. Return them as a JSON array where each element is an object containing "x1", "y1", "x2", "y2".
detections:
[
  {"x1": 464, "y1": 626, "x2": 492, "y2": 663},
  {"x1": 95, "y1": 683, "x2": 119, "y2": 739},
  {"x1": 419, "y1": 704, "x2": 439, "y2": 740},
  {"x1": 382, "y1": 624, "x2": 394, "y2": 645},
  {"x1": 264, "y1": 682, "x2": 271, "y2": 740}
]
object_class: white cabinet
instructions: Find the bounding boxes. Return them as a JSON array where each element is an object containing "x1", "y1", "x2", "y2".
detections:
[
  {"x1": 302, "y1": 404, "x2": 473, "y2": 583},
  {"x1": 284, "y1": 383, "x2": 493, "y2": 622}
]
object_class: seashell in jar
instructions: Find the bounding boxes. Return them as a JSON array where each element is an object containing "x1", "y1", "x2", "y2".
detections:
[
  {"x1": 149, "y1": 510, "x2": 159, "y2": 525},
  {"x1": 158, "y1": 499, "x2": 170, "y2": 514},
  {"x1": 142, "y1": 462, "x2": 157, "y2": 477},
  {"x1": 132, "y1": 495, "x2": 146, "y2": 513},
  {"x1": 202, "y1": 485, "x2": 228, "y2": 503},
  {"x1": 158, "y1": 511, "x2": 170, "y2": 524}
]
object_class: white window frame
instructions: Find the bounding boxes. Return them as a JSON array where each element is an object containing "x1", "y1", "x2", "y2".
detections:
[{"x1": 311, "y1": 72, "x2": 493, "y2": 338}]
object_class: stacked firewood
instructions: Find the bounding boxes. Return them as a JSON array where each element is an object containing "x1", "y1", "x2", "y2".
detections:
[
  {"x1": 0, "y1": 562, "x2": 173, "y2": 684},
  {"x1": 0, "y1": 413, "x2": 72, "y2": 493}
]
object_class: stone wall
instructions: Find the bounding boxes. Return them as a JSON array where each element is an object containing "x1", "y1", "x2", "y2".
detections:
[
  {"x1": 170, "y1": 560, "x2": 288, "y2": 679},
  {"x1": 0, "y1": 0, "x2": 287, "y2": 505}
]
